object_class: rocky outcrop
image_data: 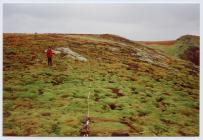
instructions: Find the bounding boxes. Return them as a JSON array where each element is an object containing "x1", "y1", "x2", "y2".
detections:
[{"x1": 45, "y1": 47, "x2": 88, "y2": 62}]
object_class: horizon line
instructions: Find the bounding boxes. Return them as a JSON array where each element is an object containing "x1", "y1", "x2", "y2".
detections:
[{"x1": 3, "y1": 32, "x2": 200, "y2": 41}]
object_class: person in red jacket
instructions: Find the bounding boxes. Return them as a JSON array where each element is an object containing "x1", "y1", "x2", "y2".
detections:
[{"x1": 47, "y1": 47, "x2": 53, "y2": 66}]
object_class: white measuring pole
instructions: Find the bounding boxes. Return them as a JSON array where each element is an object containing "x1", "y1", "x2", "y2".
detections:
[
  {"x1": 87, "y1": 47, "x2": 91, "y2": 118},
  {"x1": 87, "y1": 91, "x2": 90, "y2": 118}
]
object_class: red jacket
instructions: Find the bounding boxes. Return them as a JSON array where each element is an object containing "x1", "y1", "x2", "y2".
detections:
[{"x1": 47, "y1": 48, "x2": 53, "y2": 58}]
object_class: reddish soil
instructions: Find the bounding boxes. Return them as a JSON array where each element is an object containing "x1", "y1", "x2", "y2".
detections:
[
  {"x1": 109, "y1": 88, "x2": 124, "y2": 96},
  {"x1": 142, "y1": 40, "x2": 176, "y2": 46},
  {"x1": 111, "y1": 132, "x2": 129, "y2": 136}
]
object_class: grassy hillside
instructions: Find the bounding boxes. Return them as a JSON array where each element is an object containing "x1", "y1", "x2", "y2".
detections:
[
  {"x1": 3, "y1": 33, "x2": 199, "y2": 136},
  {"x1": 142, "y1": 35, "x2": 200, "y2": 65}
]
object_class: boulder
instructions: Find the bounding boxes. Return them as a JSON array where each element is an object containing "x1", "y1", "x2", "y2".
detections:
[{"x1": 45, "y1": 47, "x2": 88, "y2": 62}]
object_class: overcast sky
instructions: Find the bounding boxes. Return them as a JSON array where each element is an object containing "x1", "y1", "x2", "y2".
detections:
[{"x1": 3, "y1": 3, "x2": 200, "y2": 41}]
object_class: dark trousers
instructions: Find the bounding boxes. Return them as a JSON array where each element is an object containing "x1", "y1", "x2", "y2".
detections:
[{"x1": 48, "y1": 57, "x2": 52, "y2": 66}]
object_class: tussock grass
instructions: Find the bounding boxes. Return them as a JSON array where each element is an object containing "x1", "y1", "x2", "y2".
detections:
[{"x1": 3, "y1": 33, "x2": 199, "y2": 136}]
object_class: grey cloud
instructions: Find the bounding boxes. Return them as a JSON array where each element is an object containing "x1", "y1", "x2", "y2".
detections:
[{"x1": 3, "y1": 3, "x2": 200, "y2": 41}]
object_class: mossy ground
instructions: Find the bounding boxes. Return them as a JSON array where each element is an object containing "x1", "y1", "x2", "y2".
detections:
[{"x1": 3, "y1": 33, "x2": 199, "y2": 136}]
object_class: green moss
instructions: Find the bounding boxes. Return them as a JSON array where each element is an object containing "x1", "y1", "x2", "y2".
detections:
[{"x1": 3, "y1": 33, "x2": 199, "y2": 136}]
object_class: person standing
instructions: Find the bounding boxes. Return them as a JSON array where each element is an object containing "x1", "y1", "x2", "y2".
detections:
[{"x1": 47, "y1": 47, "x2": 53, "y2": 66}]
